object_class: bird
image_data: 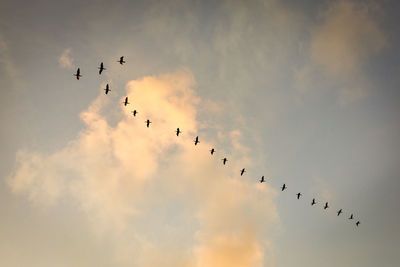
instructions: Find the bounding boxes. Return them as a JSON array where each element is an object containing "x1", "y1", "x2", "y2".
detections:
[
  {"x1": 356, "y1": 221, "x2": 360, "y2": 227},
  {"x1": 98, "y1": 62, "x2": 106, "y2": 74},
  {"x1": 222, "y1": 158, "x2": 228, "y2": 165},
  {"x1": 123, "y1": 97, "x2": 129, "y2": 106},
  {"x1": 311, "y1": 198, "x2": 316, "y2": 206},
  {"x1": 337, "y1": 209, "x2": 343, "y2": 216},
  {"x1": 296, "y1": 192, "x2": 302, "y2": 199},
  {"x1": 118, "y1": 56, "x2": 126, "y2": 65},
  {"x1": 74, "y1": 68, "x2": 82, "y2": 80},
  {"x1": 240, "y1": 168, "x2": 246, "y2": 176},
  {"x1": 210, "y1": 148, "x2": 215, "y2": 155},
  {"x1": 281, "y1": 184, "x2": 286, "y2": 191},
  {"x1": 194, "y1": 136, "x2": 200, "y2": 145},
  {"x1": 145, "y1": 119, "x2": 151, "y2": 128},
  {"x1": 324, "y1": 202, "x2": 329, "y2": 210},
  {"x1": 260, "y1": 176, "x2": 265, "y2": 183},
  {"x1": 104, "y1": 84, "x2": 111, "y2": 94},
  {"x1": 176, "y1": 128, "x2": 181, "y2": 136},
  {"x1": 132, "y1": 110, "x2": 138, "y2": 116},
  {"x1": 349, "y1": 214, "x2": 353, "y2": 220}
]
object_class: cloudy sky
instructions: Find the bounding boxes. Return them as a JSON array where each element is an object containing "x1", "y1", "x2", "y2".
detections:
[{"x1": 1, "y1": 0, "x2": 399, "y2": 266}]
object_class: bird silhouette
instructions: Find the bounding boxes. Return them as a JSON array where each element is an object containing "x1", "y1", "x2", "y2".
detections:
[
  {"x1": 356, "y1": 221, "x2": 360, "y2": 227},
  {"x1": 123, "y1": 97, "x2": 129, "y2": 106},
  {"x1": 260, "y1": 176, "x2": 265, "y2": 183},
  {"x1": 337, "y1": 209, "x2": 343, "y2": 216},
  {"x1": 240, "y1": 168, "x2": 246, "y2": 176},
  {"x1": 222, "y1": 158, "x2": 228, "y2": 165},
  {"x1": 145, "y1": 119, "x2": 151, "y2": 128},
  {"x1": 176, "y1": 128, "x2": 181, "y2": 136},
  {"x1": 311, "y1": 198, "x2": 316, "y2": 206},
  {"x1": 349, "y1": 214, "x2": 353, "y2": 220},
  {"x1": 324, "y1": 202, "x2": 329, "y2": 210},
  {"x1": 98, "y1": 62, "x2": 106, "y2": 74},
  {"x1": 281, "y1": 184, "x2": 287, "y2": 191},
  {"x1": 194, "y1": 136, "x2": 200, "y2": 145},
  {"x1": 296, "y1": 192, "x2": 302, "y2": 199},
  {"x1": 210, "y1": 148, "x2": 215, "y2": 155},
  {"x1": 118, "y1": 56, "x2": 126, "y2": 65},
  {"x1": 74, "y1": 68, "x2": 82, "y2": 80},
  {"x1": 132, "y1": 110, "x2": 138, "y2": 116},
  {"x1": 104, "y1": 84, "x2": 111, "y2": 94}
]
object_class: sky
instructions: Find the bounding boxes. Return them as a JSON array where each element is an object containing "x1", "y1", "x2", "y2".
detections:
[{"x1": 0, "y1": 0, "x2": 399, "y2": 266}]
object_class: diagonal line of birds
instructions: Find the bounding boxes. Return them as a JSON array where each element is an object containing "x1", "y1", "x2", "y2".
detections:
[{"x1": 72, "y1": 57, "x2": 361, "y2": 228}]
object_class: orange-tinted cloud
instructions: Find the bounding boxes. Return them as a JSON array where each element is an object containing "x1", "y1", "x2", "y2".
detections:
[
  {"x1": 295, "y1": 0, "x2": 387, "y2": 104},
  {"x1": 7, "y1": 70, "x2": 278, "y2": 266}
]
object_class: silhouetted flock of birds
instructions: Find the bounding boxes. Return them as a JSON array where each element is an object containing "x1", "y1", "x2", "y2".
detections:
[{"x1": 72, "y1": 56, "x2": 361, "y2": 228}]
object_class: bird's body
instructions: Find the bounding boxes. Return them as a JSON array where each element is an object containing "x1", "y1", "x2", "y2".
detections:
[
  {"x1": 123, "y1": 97, "x2": 129, "y2": 106},
  {"x1": 194, "y1": 136, "x2": 200, "y2": 145},
  {"x1": 74, "y1": 68, "x2": 82, "y2": 80},
  {"x1": 337, "y1": 209, "x2": 343, "y2": 216},
  {"x1": 98, "y1": 62, "x2": 106, "y2": 74},
  {"x1": 176, "y1": 128, "x2": 181, "y2": 136},
  {"x1": 260, "y1": 176, "x2": 265, "y2": 183},
  {"x1": 104, "y1": 84, "x2": 111, "y2": 94},
  {"x1": 281, "y1": 184, "x2": 286, "y2": 191},
  {"x1": 132, "y1": 110, "x2": 138, "y2": 116},
  {"x1": 349, "y1": 214, "x2": 354, "y2": 220},
  {"x1": 118, "y1": 56, "x2": 126, "y2": 65},
  {"x1": 210, "y1": 148, "x2": 215, "y2": 155},
  {"x1": 222, "y1": 158, "x2": 228, "y2": 165},
  {"x1": 356, "y1": 221, "x2": 360, "y2": 227},
  {"x1": 311, "y1": 198, "x2": 316, "y2": 206},
  {"x1": 240, "y1": 168, "x2": 246, "y2": 176},
  {"x1": 296, "y1": 192, "x2": 302, "y2": 199},
  {"x1": 324, "y1": 202, "x2": 329, "y2": 209},
  {"x1": 145, "y1": 120, "x2": 152, "y2": 128}
]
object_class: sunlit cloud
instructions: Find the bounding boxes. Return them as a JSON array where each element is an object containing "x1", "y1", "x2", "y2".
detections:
[{"x1": 7, "y1": 70, "x2": 278, "y2": 266}]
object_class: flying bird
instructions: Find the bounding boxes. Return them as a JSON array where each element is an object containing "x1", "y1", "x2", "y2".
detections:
[
  {"x1": 176, "y1": 128, "x2": 181, "y2": 136},
  {"x1": 311, "y1": 198, "x2": 316, "y2": 206},
  {"x1": 132, "y1": 110, "x2": 138, "y2": 116},
  {"x1": 260, "y1": 176, "x2": 265, "y2": 183},
  {"x1": 194, "y1": 136, "x2": 200, "y2": 145},
  {"x1": 210, "y1": 148, "x2": 215, "y2": 155},
  {"x1": 356, "y1": 221, "x2": 360, "y2": 227},
  {"x1": 98, "y1": 62, "x2": 106, "y2": 74},
  {"x1": 296, "y1": 192, "x2": 302, "y2": 199},
  {"x1": 118, "y1": 56, "x2": 126, "y2": 65},
  {"x1": 104, "y1": 84, "x2": 111, "y2": 94},
  {"x1": 281, "y1": 184, "x2": 286, "y2": 191},
  {"x1": 145, "y1": 119, "x2": 152, "y2": 128},
  {"x1": 349, "y1": 214, "x2": 354, "y2": 220},
  {"x1": 222, "y1": 158, "x2": 228, "y2": 165},
  {"x1": 337, "y1": 209, "x2": 343, "y2": 216},
  {"x1": 123, "y1": 97, "x2": 129, "y2": 106},
  {"x1": 74, "y1": 68, "x2": 82, "y2": 80},
  {"x1": 240, "y1": 168, "x2": 246, "y2": 176},
  {"x1": 324, "y1": 202, "x2": 329, "y2": 210}
]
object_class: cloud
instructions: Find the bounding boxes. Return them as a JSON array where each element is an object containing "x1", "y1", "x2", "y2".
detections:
[
  {"x1": 58, "y1": 48, "x2": 75, "y2": 69},
  {"x1": 295, "y1": 0, "x2": 387, "y2": 104},
  {"x1": 0, "y1": 35, "x2": 22, "y2": 89},
  {"x1": 7, "y1": 71, "x2": 278, "y2": 266}
]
